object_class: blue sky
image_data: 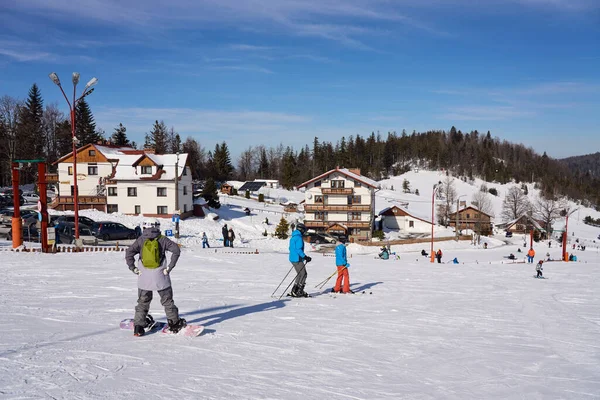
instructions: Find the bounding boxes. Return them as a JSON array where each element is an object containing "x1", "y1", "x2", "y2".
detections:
[{"x1": 1, "y1": 0, "x2": 599, "y2": 159}]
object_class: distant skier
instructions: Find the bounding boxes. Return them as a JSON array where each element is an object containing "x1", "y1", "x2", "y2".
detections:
[
  {"x1": 288, "y1": 223, "x2": 311, "y2": 297},
  {"x1": 536, "y1": 260, "x2": 543, "y2": 278},
  {"x1": 222, "y1": 224, "x2": 229, "y2": 247},
  {"x1": 421, "y1": 249, "x2": 428, "y2": 257},
  {"x1": 332, "y1": 237, "x2": 353, "y2": 294},
  {"x1": 378, "y1": 246, "x2": 389, "y2": 260},
  {"x1": 436, "y1": 249, "x2": 443, "y2": 263},
  {"x1": 202, "y1": 232, "x2": 210, "y2": 248},
  {"x1": 125, "y1": 218, "x2": 186, "y2": 336},
  {"x1": 527, "y1": 247, "x2": 535, "y2": 263}
]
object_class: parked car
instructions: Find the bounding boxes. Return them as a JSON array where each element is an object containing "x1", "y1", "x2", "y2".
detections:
[
  {"x1": 54, "y1": 215, "x2": 96, "y2": 227},
  {"x1": 0, "y1": 224, "x2": 40, "y2": 241},
  {"x1": 0, "y1": 209, "x2": 38, "y2": 228},
  {"x1": 304, "y1": 231, "x2": 337, "y2": 244},
  {"x1": 327, "y1": 232, "x2": 349, "y2": 243},
  {"x1": 92, "y1": 221, "x2": 139, "y2": 241},
  {"x1": 22, "y1": 193, "x2": 40, "y2": 203},
  {"x1": 505, "y1": 231, "x2": 513, "y2": 238},
  {"x1": 54, "y1": 222, "x2": 98, "y2": 246},
  {"x1": 0, "y1": 193, "x2": 24, "y2": 206}
]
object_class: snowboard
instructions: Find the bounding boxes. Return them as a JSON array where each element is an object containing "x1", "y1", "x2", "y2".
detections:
[
  {"x1": 160, "y1": 323, "x2": 205, "y2": 337},
  {"x1": 119, "y1": 318, "x2": 166, "y2": 333},
  {"x1": 533, "y1": 275, "x2": 547, "y2": 279}
]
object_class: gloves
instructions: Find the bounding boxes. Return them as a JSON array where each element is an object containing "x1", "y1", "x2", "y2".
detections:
[
  {"x1": 130, "y1": 267, "x2": 140, "y2": 275},
  {"x1": 163, "y1": 268, "x2": 170, "y2": 276},
  {"x1": 345, "y1": 263, "x2": 350, "y2": 268},
  {"x1": 303, "y1": 256, "x2": 312, "y2": 263}
]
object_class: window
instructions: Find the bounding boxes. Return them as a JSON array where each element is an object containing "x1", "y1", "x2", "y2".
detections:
[
  {"x1": 107, "y1": 204, "x2": 118, "y2": 213},
  {"x1": 141, "y1": 166, "x2": 152, "y2": 175},
  {"x1": 347, "y1": 195, "x2": 361, "y2": 205},
  {"x1": 331, "y1": 180, "x2": 345, "y2": 189},
  {"x1": 68, "y1": 166, "x2": 73, "y2": 175},
  {"x1": 314, "y1": 195, "x2": 323, "y2": 203},
  {"x1": 351, "y1": 228, "x2": 361, "y2": 235},
  {"x1": 88, "y1": 165, "x2": 98, "y2": 175},
  {"x1": 108, "y1": 187, "x2": 117, "y2": 196},
  {"x1": 315, "y1": 211, "x2": 328, "y2": 221},
  {"x1": 348, "y1": 212, "x2": 361, "y2": 221},
  {"x1": 466, "y1": 213, "x2": 471, "y2": 219},
  {"x1": 157, "y1": 206, "x2": 168, "y2": 214},
  {"x1": 127, "y1": 187, "x2": 137, "y2": 197},
  {"x1": 475, "y1": 213, "x2": 480, "y2": 218},
  {"x1": 89, "y1": 150, "x2": 96, "y2": 157},
  {"x1": 135, "y1": 205, "x2": 141, "y2": 214},
  {"x1": 70, "y1": 186, "x2": 78, "y2": 196},
  {"x1": 183, "y1": 186, "x2": 188, "y2": 195},
  {"x1": 355, "y1": 181, "x2": 361, "y2": 187},
  {"x1": 314, "y1": 180, "x2": 321, "y2": 187},
  {"x1": 409, "y1": 221, "x2": 414, "y2": 228},
  {"x1": 157, "y1": 187, "x2": 167, "y2": 197}
]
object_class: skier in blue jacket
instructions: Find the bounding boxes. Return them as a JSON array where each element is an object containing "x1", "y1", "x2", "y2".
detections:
[
  {"x1": 288, "y1": 223, "x2": 311, "y2": 297},
  {"x1": 332, "y1": 237, "x2": 353, "y2": 293}
]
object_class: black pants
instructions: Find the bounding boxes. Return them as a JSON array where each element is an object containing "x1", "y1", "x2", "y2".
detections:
[
  {"x1": 436, "y1": 256, "x2": 442, "y2": 263},
  {"x1": 537, "y1": 270, "x2": 543, "y2": 278}
]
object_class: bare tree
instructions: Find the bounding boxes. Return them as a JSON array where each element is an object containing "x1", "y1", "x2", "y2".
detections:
[
  {"x1": 237, "y1": 146, "x2": 256, "y2": 181},
  {"x1": 442, "y1": 175, "x2": 457, "y2": 227},
  {"x1": 534, "y1": 196, "x2": 566, "y2": 238},
  {"x1": 472, "y1": 191, "x2": 494, "y2": 235},
  {"x1": 501, "y1": 186, "x2": 530, "y2": 222},
  {"x1": 42, "y1": 103, "x2": 67, "y2": 163},
  {"x1": 0, "y1": 96, "x2": 21, "y2": 186}
]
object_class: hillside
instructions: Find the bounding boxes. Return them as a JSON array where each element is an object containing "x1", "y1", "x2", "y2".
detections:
[{"x1": 560, "y1": 152, "x2": 600, "y2": 179}]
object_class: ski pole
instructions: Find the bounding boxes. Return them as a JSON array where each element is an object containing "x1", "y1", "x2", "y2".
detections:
[
  {"x1": 278, "y1": 260, "x2": 307, "y2": 300},
  {"x1": 271, "y1": 265, "x2": 294, "y2": 298},
  {"x1": 315, "y1": 269, "x2": 339, "y2": 289}
]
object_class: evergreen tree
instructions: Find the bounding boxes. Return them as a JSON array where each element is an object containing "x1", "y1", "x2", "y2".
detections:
[
  {"x1": 402, "y1": 179, "x2": 411, "y2": 193},
  {"x1": 182, "y1": 137, "x2": 205, "y2": 179},
  {"x1": 149, "y1": 120, "x2": 168, "y2": 153},
  {"x1": 167, "y1": 126, "x2": 181, "y2": 153},
  {"x1": 111, "y1": 123, "x2": 130, "y2": 146},
  {"x1": 280, "y1": 147, "x2": 296, "y2": 189},
  {"x1": 213, "y1": 142, "x2": 234, "y2": 181},
  {"x1": 274, "y1": 217, "x2": 289, "y2": 239},
  {"x1": 75, "y1": 98, "x2": 100, "y2": 145},
  {"x1": 201, "y1": 177, "x2": 221, "y2": 208},
  {"x1": 257, "y1": 146, "x2": 269, "y2": 178},
  {"x1": 16, "y1": 84, "x2": 44, "y2": 182}
]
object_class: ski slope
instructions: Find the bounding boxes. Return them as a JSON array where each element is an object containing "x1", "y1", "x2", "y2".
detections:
[{"x1": 1, "y1": 242, "x2": 600, "y2": 399}]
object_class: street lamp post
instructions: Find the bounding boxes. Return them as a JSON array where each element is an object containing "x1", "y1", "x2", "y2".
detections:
[
  {"x1": 455, "y1": 195, "x2": 466, "y2": 241},
  {"x1": 430, "y1": 183, "x2": 441, "y2": 263},
  {"x1": 561, "y1": 207, "x2": 577, "y2": 261},
  {"x1": 175, "y1": 152, "x2": 180, "y2": 239},
  {"x1": 48, "y1": 72, "x2": 97, "y2": 242}
]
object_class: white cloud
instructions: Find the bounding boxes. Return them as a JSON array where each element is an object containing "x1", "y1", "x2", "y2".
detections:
[{"x1": 439, "y1": 106, "x2": 536, "y2": 121}]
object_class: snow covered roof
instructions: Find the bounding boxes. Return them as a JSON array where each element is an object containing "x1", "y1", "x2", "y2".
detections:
[
  {"x1": 297, "y1": 167, "x2": 378, "y2": 189},
  {"x1": 379, "y1": 205, "x2": 432, "y2": 225},
  {"x1": 110, "y1": 153, "x2": 188, "y2": 181}
]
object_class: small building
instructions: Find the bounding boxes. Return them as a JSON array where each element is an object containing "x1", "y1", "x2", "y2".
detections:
[
  {"x1": 378, "y1": 205, "x2": 432, "y2": 233},
  {"x1": 220, "y1": 183, "x2": 233, "y2": 195},
  {"x1": 496, "y1": 215, "x2": 547, "y2": 237},
  {"x1": 239, "y1": 181, "x2": 266, "y2": 194},
  {"x1": 448, "y1": 206, "x2": 493, "y2": 234},
  {"x1": 254, "y1": 179, "x2": 279, "y2": 189},
  {"x1": 282, "y1": 201, "x2": 298, "y2": 212}
]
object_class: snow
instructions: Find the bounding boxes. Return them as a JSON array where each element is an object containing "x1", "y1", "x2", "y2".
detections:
[{"x1": 2, "y1": 169, "x2": 600, "y2": 398}]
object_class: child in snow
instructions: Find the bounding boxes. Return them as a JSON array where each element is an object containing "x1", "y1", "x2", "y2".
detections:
[
  {"x1": 228, "y1": 228, "x2": 235, "y2": 248},
  {"x1": 222, "y1": 224, "x2": 229, "y2": 247},
  {"x1": 378, "y1": 246, "x2": 389, "y2": 260},
  {"x1": 202, "y1": 232, "x2": 210, "y2": 248},
  {"x1": 536, "y1": 260, "x2": 543, "y2": 278},
  {"x1": 288, "y1": 223, "x2": 311, "y2": 297},
  {"x1": 125, "y1": 218, "x2": 186, "y2": 336},
  {"x1": 436, "y1": 249, "x2": 443, "y2": 263},
  {"x1": 332, "y1": 237, "x2": 353, "y2": 294}
]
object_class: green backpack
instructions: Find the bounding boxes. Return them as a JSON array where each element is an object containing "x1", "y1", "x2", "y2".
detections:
[{"x1": 141, "y1": 236, "x2": 163, "y2": 269}]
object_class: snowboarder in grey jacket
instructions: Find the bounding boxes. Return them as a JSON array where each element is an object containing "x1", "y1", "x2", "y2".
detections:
[{"x1": 125, "y1": 218, "x2": 186, "y2": 336}]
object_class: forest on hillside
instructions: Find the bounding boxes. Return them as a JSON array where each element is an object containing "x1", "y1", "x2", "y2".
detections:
[{"x1": 2, "y1": 85, "x2": 599, "y2": 210}]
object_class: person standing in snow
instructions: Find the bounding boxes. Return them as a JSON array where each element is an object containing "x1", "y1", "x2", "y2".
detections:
[
  {"x1": 332, "y1": 237, "x2": 353, "y2": 294},
  {"x1": 436, "y1": 249, "x2": 443, "y2": 263},
  {"x1": 228, "y1": 228, "x2": 235, "y2": 248},
  {"x1": 222, "y1": 224, "x2": 229, "y2": 247},
  {"x1": 288, "y1": 223, "x2": 311, "y2": 297},
  {"x1": 125, "y1": 218, "x2": 186, "y2": 336},
  {"x1": 536, "y1": 260, "x2": 544, "y2": 278},
  {"x1": 202, "y1": 232, "x2": 210, "y2": 248},
  {"x1": 527, "y1": 247, "x2": 535, "y2": 263}
]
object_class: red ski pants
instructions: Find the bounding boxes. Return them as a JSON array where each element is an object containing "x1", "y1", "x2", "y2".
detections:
[{"x1": 334, "y1": 266, "x2": 350, "y2": 293}]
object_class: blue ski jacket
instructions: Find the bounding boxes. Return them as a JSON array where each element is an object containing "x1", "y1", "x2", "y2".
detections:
[
  {"x1": 288, "y1": 229, "x2": 307, "y2": 262},
  {"x1": 335, "y1": 243, "x2": 348, "y2": 266}
]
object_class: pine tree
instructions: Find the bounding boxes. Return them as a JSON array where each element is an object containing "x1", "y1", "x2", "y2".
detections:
[
  {"x1": 182, "y1": 137, "x2": 205, "y2": 179},
  {"x1": 111, "y1": 123, "x2": 130, "y2": 146},
  {"x1": 402, "y1": 179, "x2": 411, "y2": 193},
  {"x1": 16, "y1": 84, "x2": 44, "y2": 182},
  {"x1": 274, "y1": 217, "x2": 289, "y2": 239},
  {"x1": 149, "y1": 120, "x2": 168, "y2": 153},
  {"x1": 213, "y1": 142, "x2": 234, "y2": 181},
  {"x1": 257, "y1": 146, "x2": 269, "y2": 178},
  {"x1": 167, "y1": 127, "x2": 181, "y2": 153},
  {"x1": 201, "y1": 177, "x2": 221, "y2": 208},
  {"x1": 75, "y1": 98, "x2": 100, "y2": 145}
]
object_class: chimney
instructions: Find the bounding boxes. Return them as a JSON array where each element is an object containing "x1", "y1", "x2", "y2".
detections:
[
  {"x1": 349, "y1": 168, "x2": 361, "y2": 176},
  {"x1": 144, "y1": 148, "x2": 156, "y2": 154}
]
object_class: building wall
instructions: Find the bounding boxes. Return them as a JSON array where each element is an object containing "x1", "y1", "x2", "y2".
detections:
[
  {"x1": 108, "y1": 176, "x2": 193, "y2": 215},
  {"x1": 57, "y1": 162, "x2": 113, "y2": 196}
]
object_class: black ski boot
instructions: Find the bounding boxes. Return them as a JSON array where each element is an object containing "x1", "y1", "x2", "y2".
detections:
[
  {"x1": 144, "y1": 314, "x2": 155, "y2": 329},
  {"x1": 289, "y1": 284, "x2": 300, "y2": 297},
  {"x1": 297, "y1": 284, "x2": 310, "y2": 298},
  {"x1": 167, "y1": 318, "x2": 187, "y2": 334},
  {"x1": 133, "y1": 325, "x2": 145, "y2": 337}
]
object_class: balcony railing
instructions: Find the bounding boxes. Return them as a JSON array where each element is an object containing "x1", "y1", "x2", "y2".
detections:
[
  {"x1": 55, "y1": 195, "x2": 107, "y2": 205},
  {"x1": 321, "y1": 187, "x2": 353, "y2": 195},
  {"x1": 305, "y1": 220, "x2": 371, "y2": 229},
  {"x1": 45, "y1": 173, "x2": 59, "y2": 183},
  {"x1": 304, "y1": 204, "x2": 371, "y2": 212}
]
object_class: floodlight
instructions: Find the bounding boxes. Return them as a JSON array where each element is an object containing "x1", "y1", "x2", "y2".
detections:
[
  {"x1": 72, "y1": 72, "x2": 80, "y2": 85},
  {"x1": 49, "y1": 72, "x2": 61, "y2": 85},
  {"x1": 84, "y1": 77, "x2": 98, "y2": 90}
]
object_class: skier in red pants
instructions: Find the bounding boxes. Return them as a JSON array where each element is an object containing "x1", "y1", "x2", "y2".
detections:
[{"x1": 332, "y1": 237, "x2": 353, "y2": 294}]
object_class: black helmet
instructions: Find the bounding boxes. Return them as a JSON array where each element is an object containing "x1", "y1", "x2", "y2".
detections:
[{"x1": 296, "y1": 223, "x2": 306, "y2": 234}]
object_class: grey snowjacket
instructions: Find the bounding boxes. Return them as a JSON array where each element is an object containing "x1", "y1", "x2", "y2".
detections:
[{"x1": 125, "y1": 227, "x2": 181, "y2": 291}]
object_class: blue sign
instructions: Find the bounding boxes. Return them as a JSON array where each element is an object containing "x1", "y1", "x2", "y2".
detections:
[
  {"x1": 172, "y1": 215, "x2": 180, "y2": 223},
  {"x1": 165, "y1": 229, "x2": 173, "y2": 237}
]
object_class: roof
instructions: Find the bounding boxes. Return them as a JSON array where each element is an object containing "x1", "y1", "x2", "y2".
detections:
[
  {"x1": 239, "y1": 181, "x2": 266, "y2": 192},
  {"x1": 379, "y1": 205, "x2": 432, "y2": 225},
  {"x1": 499, "y1": 215, "x2": 545, "y2": 231},
  {"x1": 449, "y1": 206, "x2": 493, "y2": 219},
  {"x1": 297, "y1": 167, "x2": 378, "y2": 189}
]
